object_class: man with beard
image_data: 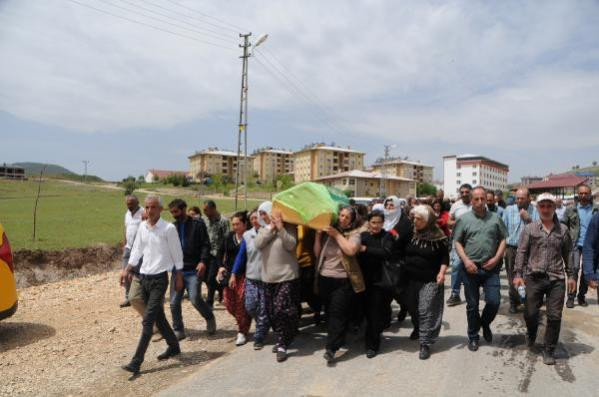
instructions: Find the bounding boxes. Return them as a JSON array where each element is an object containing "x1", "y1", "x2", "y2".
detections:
[
  {"x1": 168, "y1": 199, "x2": 216, "y2": 339},
  {"x1": 562, "y1": 184, "x2": 599, "y2": 308},
  {"x1": 502, "y1": 188, "x2": 539, "y2": 313},
  {"x1": 487, "y1": 190, "x2": 504, "y2": 217}
]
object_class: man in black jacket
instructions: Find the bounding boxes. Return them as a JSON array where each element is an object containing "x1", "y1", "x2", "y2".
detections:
[{"x1": 168, "y1": 199, "x2": 216, "y2": 340}]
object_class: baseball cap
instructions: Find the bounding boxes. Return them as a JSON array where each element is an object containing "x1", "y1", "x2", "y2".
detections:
[{"x1": 537, "y1": 192, "x2": 556, "y2": 204}]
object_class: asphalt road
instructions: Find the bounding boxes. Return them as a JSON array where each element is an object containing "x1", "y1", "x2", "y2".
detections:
[{"x1": 158, "y1": 274, "x2": 599, "y2": 397}]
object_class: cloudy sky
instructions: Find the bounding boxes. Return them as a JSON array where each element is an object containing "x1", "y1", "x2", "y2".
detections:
[{"x1": 1, "y1": 0, "x2": 599, "y2": 181}]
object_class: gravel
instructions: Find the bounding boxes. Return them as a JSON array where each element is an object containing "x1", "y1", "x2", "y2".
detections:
[{"x1": 0, "y1": 268, "x2": 238, "y2": 396}]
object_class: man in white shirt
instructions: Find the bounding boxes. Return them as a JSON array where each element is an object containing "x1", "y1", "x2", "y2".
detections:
[
  {"x1": 446, "y1": 183, "x2": 473, "y2": 306},
  {"x1": 121, "y1": 195, "x2": 144, "y2": 308},
  {"x1": 120, "y1": 195, "x2": 184, "y2": 375}
]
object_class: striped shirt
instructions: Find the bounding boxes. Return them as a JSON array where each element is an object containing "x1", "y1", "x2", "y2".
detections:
[{"x1": 502, "y1": 204, "x2": 539, "y2": 247}]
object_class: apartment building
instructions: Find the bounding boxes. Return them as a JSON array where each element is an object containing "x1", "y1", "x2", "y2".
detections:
[
  {"x1": 252, "y1": 147, "x2": 294, "y2": 182},
  {"x1": 293, "y1": 144, "x2": 365, "y2": 183},
  {"x1": 317, "y1": 170, "x2": 417, "y2": 198},
  {"x1": 371, "y1": 159, "x2": 434, "y2": 184},
  {"x1": 443, "y1": 154, "x2": 509, "y2": 199},
  {"x1": 188, "y1": 148, "x2": 254, "y2": 182}
]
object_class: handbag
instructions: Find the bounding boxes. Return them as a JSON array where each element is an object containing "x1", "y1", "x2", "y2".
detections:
[{"x1": 374, "y1": 259, "x2": 403, "y2": 293}]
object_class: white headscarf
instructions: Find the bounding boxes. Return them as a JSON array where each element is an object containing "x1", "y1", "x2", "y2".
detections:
[
  {"x1": 372, "y1": 203, "x2": 385, "y2": 212},
  {"x1": 383, "y1": 195, "x2": 402, "y2": 231},
  {"x1": 257, "y1": 201, "x2": 273, "y2": 227}
]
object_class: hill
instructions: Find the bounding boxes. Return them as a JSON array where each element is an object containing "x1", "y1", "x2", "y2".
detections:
[{"x1": 13, "y1": 162, "x2": 103, "y2": 182}]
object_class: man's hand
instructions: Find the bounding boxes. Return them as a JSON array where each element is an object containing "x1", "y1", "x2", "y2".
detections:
[
  {"x1": 229, "y1": 274, "x2": 237, "y2": 290},
  {"x1": 568, "y1": 278, "x2": 577, "y2": 294},
  {"x1": 196, "y1": 262, "x2": 207, "y2": 279},
  {"x1": 481, "y1": 257, "x2": 498, "y2": 271},
  {"x1": 513, "y1": 276, "x2": 525, "y2": 289},
  {"x1": 464, "y1": 259, "x2": 478, "y2": 274},
  {"x1": 519, "y1": 209, "x2": 530, "y2": 222},
  {"x1": 175, "y1": 271, "x2": 184, "y2": 292},
  {"x1": 589, "y1": 279, "x2": 598, "y2": 289},
  {"x1": 216, "y1": 267, "x2": 226, "y2": 283},
  {"x1": 360, "y1": 245, "x2": 367, "y2": 253},
  {"x1": 120, "y1": 266, "x2": 132, "y2": 286}
]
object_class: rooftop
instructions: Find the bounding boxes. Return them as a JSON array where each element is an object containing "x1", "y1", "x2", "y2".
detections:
[
  {"x1": 188, "y1": 148, "x2": 253, "y2": 158},
  {"x1": 444, "y1": 153, "x2": 509, "y2": 169},
  {"x1": 526, "y1": 174, "x2": 588, "y2": 190},
  {"x1": 316, "y1": 169, "x2": 415, "y2": 182},
  {"x1": 295, "y1": 144, "x2": 365, "y2": 155}
]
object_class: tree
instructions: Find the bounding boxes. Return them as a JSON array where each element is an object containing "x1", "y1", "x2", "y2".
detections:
[{"x1": 417, "y1": 182, "x2": 437, "y2": 197}]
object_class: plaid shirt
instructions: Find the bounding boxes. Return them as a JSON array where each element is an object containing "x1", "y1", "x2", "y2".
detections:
[
  {"x1": 514, "y1": 219, "x2": 573, "y2": 280},
  {"x1": 502, "y1": 204, "x2": 539, "y2": 247},
  {"x1": 203, "y1": 214, "x2": 230, "y2": 258}
]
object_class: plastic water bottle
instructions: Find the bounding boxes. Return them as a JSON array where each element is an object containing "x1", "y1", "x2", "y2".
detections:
[{"x1": 518, "y1": 285, "x2": 526, "y2": 302}]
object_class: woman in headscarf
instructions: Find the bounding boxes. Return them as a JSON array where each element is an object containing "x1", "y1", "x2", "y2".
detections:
[
  {"x1": 254, "y1": 203, "x2": 300, "y2": 363},
  {"x1": 402, "y1": 205, "x2": 449, "y2": 360},
  {"x1": 384, "y1": 196, "x2": 413, "y2": 324},
  {"x1": 218, "y1": 211, "x2": 251, "y2": 347},
  {"x1": 230, "y1": 206, "x2": 269, "y2": 350},
  {"x1": 358, "y1": 210, "x2": 394, "y2": 358},
  {"x1": 314, "y1": 206, "x2": 365, "y2": 365}
]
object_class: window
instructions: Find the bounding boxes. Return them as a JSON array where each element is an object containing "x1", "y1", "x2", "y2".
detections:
[
  {"x1": 473, "y1": 180, "x2": 477, "y2": 184},
  {"x1": 457, "y1": 172, "x2": 461, "y2": 177},
  {"x1": 473, "y1": 172, "x2": 477, "y2": 176},
  {"x1": 349, "y1": 179, "x2": 355, "y2": 186}
]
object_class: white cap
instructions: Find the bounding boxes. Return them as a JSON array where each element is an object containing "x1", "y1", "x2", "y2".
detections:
[{"x1": 537, "y1": 193, "x2": 556, "y2": 204}]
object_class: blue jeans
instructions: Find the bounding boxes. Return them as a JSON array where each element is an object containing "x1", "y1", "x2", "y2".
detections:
[
  {"x1": 461, "y1": 268, "x2": 501, "y2": 341},
  {"x1": 450, "y1": 244, "x2": 464, "y2": 297},
  {"x1": 170, "y1": 271, "x2": 214, "y2": 333}
]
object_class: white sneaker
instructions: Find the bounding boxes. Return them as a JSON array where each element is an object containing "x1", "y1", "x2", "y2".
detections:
[{"x1": 235, "y1": 333, "x2": 247, "y2": 346}]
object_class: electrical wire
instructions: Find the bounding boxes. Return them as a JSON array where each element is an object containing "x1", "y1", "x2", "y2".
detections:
[
  {"x1": 67, "y1": 0, "x2": 236, "y2": 51},
  {"x1": 164, "y1": 0, "x2": 249, "y2": 34}
]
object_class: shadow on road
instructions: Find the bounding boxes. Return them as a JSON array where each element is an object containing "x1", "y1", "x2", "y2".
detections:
[
  {"x1": 132, "y1": 350, "x2": 226, "y2": 379},
  {"x1": 0, "y1": 321, "x2": 56, "y2": 352}
]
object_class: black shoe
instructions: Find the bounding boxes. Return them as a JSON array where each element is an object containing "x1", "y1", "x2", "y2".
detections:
[
  {"x1": 272, "y1": 344, "x2": 279, "y2": 353},
  {"x1": 419, "y1": 344, "x2": 430, "y2": 360},
  {"x1": 566, "y1": 297, "x2": 574, "y2": 308},
  {"x1": 157, "y1": 346, "x2": 181, "y2": 361},
  {"x1": 121, "y1": 362, "x2": 140, "y2": 374},
  {"x1": 366, "y1": 349, "x2": 377, "y2": 359},
  {"x1": 482, "y1": 325, "x2": 493, "y2": 343},
  {"x1": 446, "y1": 295, "x2": 461, "y2": 306},
  {"x1": 254, "y1": 341, "x2": 264, "y2": 350},
  {"x1": 578, "y1": 297, "x2": 588, "y2": 307},
  {"x1": 542, "y1": 349, "x2": 556, "y2": 365},
  {"x1": 314, "y1": 312, "x2": 322, "y2": 325},
  {"x1": 397, "y1": 309, "x2": 408, "y2": 323},
  {"x1": 323, "y1": 349, "x2": 335, "y2": 364},
  {"x1": 119, "y1": 300, "x2": 131, "y2": 308},
  {"x1": 509, "y1": 304, "x2": 518, "y2": 314},
  {"x1": 409, "y1": 328, "x2": 419, "y2": 340},
  {"x1": 468, "y1": 339, "x2": 479, "y2": 352},
  {"x1": 276, "y1": 348, "x2": 288, "y2": 363}
]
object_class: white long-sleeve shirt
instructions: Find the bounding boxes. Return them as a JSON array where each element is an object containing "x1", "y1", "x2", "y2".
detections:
[
  {"x1": 124, "y1": 207, "x2": 144, "y2": 249},
  {"x1": 128, "y1": 218, "x2": 184, "y2": 275}
]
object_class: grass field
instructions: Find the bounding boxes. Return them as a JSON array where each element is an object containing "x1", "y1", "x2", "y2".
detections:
[{"x1": 0, "y1": 179, "x2": 262, "y2": 251}]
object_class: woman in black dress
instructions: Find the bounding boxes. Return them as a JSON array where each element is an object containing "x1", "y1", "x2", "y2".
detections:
[
  {"x1": 403, "y1": 205, "x2": 449, "y2": 360},
  {"x1": 358, "y1": 210, "x2": 394, "y2": 358}
]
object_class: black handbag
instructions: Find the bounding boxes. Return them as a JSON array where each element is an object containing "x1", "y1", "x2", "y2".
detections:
[{"x1": 374, "y1": 259, "x2": 403, "y2": 293}]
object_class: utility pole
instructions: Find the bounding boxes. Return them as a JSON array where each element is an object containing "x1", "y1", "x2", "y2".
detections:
[
  {"x1": 379, "y1": 145, "x2": 392, "y2": 197},
  {"x1": 234, "y1": 33, "x2": 251, "y2": 211},
  {"x1": 82, "y1": 160, "x2": 90, "y2": 183}
]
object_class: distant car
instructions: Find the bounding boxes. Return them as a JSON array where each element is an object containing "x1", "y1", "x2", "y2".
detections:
[{"x1": 0, "y1": 222, "x2": 17, "y2": 320}]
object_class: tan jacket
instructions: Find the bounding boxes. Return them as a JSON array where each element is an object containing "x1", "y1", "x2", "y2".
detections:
[{"x1": 315, "y1": 229, "x2": 365, "y2": 294}]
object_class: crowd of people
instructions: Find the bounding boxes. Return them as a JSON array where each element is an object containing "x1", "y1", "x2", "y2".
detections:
[{"x1": 116, "y1": 182, "x2": 599, "y2": 374}]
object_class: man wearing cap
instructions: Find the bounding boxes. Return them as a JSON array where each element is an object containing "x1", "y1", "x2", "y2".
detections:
[{"x1": 513, "y1": 193, "x2": 575, "y2": 365}]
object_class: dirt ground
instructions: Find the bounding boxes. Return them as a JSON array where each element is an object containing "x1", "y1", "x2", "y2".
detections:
[{"x1": 0, "y1": 266, "x2": 239, "y2": 396}]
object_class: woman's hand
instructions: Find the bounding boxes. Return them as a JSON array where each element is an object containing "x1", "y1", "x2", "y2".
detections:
[
  {"x1": 216, "y1": 267, "x2": 226, "y2": 283},
  {"x1": 323, "y1": 226, "x2": 339, "y2": 238},
  {"x1": 229, "y1": 274, "x2": 237, "y2": 289},
  {"x1": 360, "y1": 245, "x2": 367, "y2": 253},
  {"x1": 436, "y1": 269, "x2": 446, "y2": 285}
]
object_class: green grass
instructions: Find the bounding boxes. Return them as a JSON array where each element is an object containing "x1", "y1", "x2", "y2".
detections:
[{"x1": 0, "y1": 179, "x2": 261, "y2": 251}]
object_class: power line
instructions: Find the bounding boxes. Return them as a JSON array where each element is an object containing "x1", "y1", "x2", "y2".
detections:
[
  {"x1": 98, "y1": 0, "x2": 237, "y2": 45},
  {"x1": 66, "y1": 0, "x2": 236, "y2": 51},
  {"x1": 252, "y1": 56, "x2": 345, "y2": 134},
  {"x1": 114, "y1": 0, "x2": 238, "y2": 44},
  {"x1": 253, "y1": 50, "x2": 346, "y2": 134},
  {"x1": 133, "y1": 0, "x2": 242, "y2": 39},
  {"x1": 164, "y1": 0, "x2": 249, "y2": 33}
]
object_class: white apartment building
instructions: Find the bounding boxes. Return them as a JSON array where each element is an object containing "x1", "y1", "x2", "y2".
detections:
[{"x1": 443, "y1": 154, "x2": 509, "y2": 199}]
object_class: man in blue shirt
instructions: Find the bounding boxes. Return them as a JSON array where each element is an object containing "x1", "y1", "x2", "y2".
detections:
[
  {"x1": 583, "y1": 213, "x2": 599, "y2": 299},
  {"x1": 502, "y1": 188, "x2": 539, "y2": 314},
  {"x1": 561, "y1": 184, "x2": 599, "y2": 308}
]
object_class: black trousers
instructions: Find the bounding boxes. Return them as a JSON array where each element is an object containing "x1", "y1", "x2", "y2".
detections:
[
  {"x1": 300, "y1": 266, "x2": 321, "y2": 314},
  {"x1": 318, "y1": 275, "x2": 354, "y2": 352},
  {"x1": 364, "y1": 286, "x2": 392, "y2": 351},
  {"x1": 524, "y1": 275, "x2": 565, "y2": 350},
  {"x1": 206, "y1": 256, "x2": 223, "y2": 306},
  {"x1": 132, "y1": 273, "x2": 179, "y2": 365}
]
